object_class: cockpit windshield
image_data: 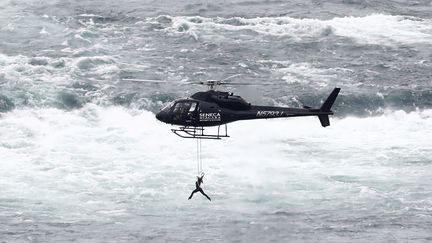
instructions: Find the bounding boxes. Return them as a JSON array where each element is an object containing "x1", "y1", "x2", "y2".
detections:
[{"x1": 161, "y1": 101, "x2": 175, "y2": 111}]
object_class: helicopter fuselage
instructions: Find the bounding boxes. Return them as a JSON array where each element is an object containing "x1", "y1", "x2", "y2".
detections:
[{"x1": 155, "y1": 89, "x2": 340, "y2": 128}]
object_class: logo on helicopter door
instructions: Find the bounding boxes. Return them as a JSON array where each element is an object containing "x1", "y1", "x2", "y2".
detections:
[{"x1": 199, "y1": 113, "x2": 221, "y2": 122}]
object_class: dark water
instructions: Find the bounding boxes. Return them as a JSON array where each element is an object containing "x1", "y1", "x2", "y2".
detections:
[{"x1": 1, "y1": 0, "x2": 432, "y2": 242}]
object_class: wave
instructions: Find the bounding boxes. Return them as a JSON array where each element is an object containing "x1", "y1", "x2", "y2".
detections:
[
  {"x1": 35, "y1": 12, "x2": 432, "y2": 46},
  {"x1": 156, "y1": 14, "x2": 432, "y2": 45},
  {"x1": 1, "y1": 52, "x2": 431, "y2": 115},
  {"x1": 1, "y1": 12, "x2": 431, "y2": 114},
  {"x1": 0, "y1": 53, "x2": 120, "y2": 110}
]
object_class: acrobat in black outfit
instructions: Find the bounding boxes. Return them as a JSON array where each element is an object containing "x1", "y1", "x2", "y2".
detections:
[{"x1": 188, "y1": 173, "x2": 211, "y2": 201}]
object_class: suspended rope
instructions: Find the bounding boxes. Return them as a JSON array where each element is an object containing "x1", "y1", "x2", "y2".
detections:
[
  {"x1": 199, "y1": 138, "x2": 203, "y2": 174},
  {"x1": 196, "y1": 138, "x2": 203, "y2": 176},
  {"x1": 196, "y1": 138, "x2": 199, "y2": 175}
]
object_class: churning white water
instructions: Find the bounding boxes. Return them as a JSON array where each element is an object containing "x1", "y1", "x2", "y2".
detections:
[
  {"x1": 1, "y1": 106, "x2": 431, "y2": 241},
  {"x1": 1, "y1": 0, "x2": 432, "y2": 241}
]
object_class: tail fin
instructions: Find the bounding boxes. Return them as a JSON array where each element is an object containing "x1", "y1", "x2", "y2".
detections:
[
  {"x1": 318, "y1": 88, "x2": 340, "y2": 127},
  {"x1": 320, "y1": 88, "x2": 341, "y2": 112}
]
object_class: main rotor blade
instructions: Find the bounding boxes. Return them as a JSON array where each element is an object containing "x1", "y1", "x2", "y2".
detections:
[
  {"x1": 188, "y1": 80, "x2": 219, "y2": 85},
  {"x1": 122, "y1": 78, "x2": 168, "y2": 83},
  {"x1": 219, "y1": 82, "x2": 273, "y2": 86},
  {"x1": 220, "y1": 74, "x2": 242, "y2": 82},
  {"x1": 122, "y1": 78, "x2": 273, "y2": 86}
]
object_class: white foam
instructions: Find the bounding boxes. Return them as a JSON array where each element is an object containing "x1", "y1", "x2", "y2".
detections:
[
  {"x1": 0, "y1": 52, "x2": 122, "y2": 109},
  {"x1": 1, "y1": 106, "x2": 431, "y2": 203},
  {"x1": 257, "y1": 60, "x2": 353, "y2": 87},
  {"x1": 164, "y1": 14, "x2": 432, "y2": 45},
  {"x1": 326, "y1": 14, "x2": 432, "y2": 45},
  {"x1": 72, "y1": 55, "x2": 119, "y2": 79},
  {"x1": 279, "y1": 62, "x2": 339, "y2": 87},
  {"x1": 0, "y1": 52, "x2": 120, "y2": 84},
  {"x1": 1, "y1": 105, "x2": 431, "y2": 240},
  {"x1": 0, "y1": 53, "x2": 68, "y2": 84}
]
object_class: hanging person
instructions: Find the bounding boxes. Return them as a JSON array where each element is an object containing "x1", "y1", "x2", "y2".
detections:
[{"x1": 188, "y1": 173, "x2": 211, "y2": 201}]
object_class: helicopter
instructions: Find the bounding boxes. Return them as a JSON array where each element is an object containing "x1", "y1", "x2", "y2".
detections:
[{"x1": 125, "y1": 77, "x2": 340, "y2": 139}]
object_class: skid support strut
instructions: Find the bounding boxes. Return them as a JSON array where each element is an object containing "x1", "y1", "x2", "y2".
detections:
[{"x1": 171, "y1": 125, "x2": 229, "y2": 139}]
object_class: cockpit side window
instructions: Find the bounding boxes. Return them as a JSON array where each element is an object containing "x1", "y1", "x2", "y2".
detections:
[
  {"x1": 173, "y1": 102, "x2": 189, "y2": 114},
  {"x1": 172, "y1": 101, "x2": 198, "y2": 121}
]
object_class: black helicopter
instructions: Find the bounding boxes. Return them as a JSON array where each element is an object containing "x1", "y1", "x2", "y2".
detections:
[{"x1": 125, "y1": 77, "x2": 340, "y2": 139}]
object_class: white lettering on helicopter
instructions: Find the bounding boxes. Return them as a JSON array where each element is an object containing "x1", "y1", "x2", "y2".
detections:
[
  {"x1": 199, "y1": 113, "x2": 221, "y2": 122},
  {"x1": 256, "y1": 111, "x2": 284, "y2": 118}
]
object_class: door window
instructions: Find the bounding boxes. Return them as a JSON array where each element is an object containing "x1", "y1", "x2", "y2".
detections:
[{"x1": 172, "y1": 101, "x2": 198, "y2": 121}]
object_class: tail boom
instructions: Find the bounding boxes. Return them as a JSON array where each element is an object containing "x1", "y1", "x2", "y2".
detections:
[{"x1": 223, "y1": 88, "x2": 340, "y2": 127}]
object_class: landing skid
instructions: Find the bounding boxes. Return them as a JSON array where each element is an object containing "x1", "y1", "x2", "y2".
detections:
[{"x1": 171, "y1": 125, "x2": 229, "y2": 139}]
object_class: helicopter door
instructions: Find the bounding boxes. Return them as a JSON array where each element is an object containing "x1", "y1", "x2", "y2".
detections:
[{"x1": 172, "y1": 101, "x2": 198, "y2": 123}]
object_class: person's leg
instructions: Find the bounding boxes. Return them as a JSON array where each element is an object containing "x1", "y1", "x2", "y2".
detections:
[
  {"x1": 188, "y1": 189, "x2": 199, "y2": 199},
  {"x1": 199, "y1": 189, "x2": 211, "y2": 201}
]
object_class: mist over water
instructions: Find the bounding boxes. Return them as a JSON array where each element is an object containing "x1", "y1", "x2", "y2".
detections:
[{"x1": 1, "y1": 0, "x2": 432, "y2": 242}]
